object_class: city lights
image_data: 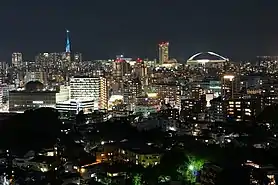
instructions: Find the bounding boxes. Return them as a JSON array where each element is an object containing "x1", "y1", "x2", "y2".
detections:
[{"x1": 0, "y1": 7, "x2": 277, "y2": 185}]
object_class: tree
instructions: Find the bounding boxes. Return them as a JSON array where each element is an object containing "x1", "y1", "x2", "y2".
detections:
[
  {"x1": 159, "y1": 147, "x2": 186, "y2": 179},
  {"x1": 133, "y1": 173, "x2": 142, "y2": 185},
  {"x1": 0, "y1": 107, "x2": 62, "y2": 153},
  {"x1": 102, "y1": 177, "x2": 112, "y2": 185},
  {"x1": 76, "y1": 110, "x2": 86, "y2": 125},
  {"x1": 253, "y1": 168, "x2": 271, "y2": 185},
  {"x1": 143, "y1": 166, "x2": 159, "y2": 185},
  {"x1": 177, "y1": 155, "x2": 205, "y2": 184}
]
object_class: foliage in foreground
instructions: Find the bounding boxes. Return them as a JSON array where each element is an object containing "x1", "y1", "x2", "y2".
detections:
[
  {"x1": 177, "y1": 155, "x2": 205, "y2": 183},
  {"x1": 133, "y1": 173, "x2": 142, "y2": 185}
]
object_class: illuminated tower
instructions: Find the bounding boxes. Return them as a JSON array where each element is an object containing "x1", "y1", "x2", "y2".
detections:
[
  {"x1": 158, "y1": 42, "x2": 169, "y2": 64},
  {"x1": 65, "y1": 30, "x2": 71, "y2": 63},
  {"x1": 66, "y1": 30, "x2": 71, "y2": 53}
]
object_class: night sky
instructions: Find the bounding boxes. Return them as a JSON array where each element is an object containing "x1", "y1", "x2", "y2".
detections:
[{"x1": 0, "y1": 0, "x2": 277, "y2": 61}]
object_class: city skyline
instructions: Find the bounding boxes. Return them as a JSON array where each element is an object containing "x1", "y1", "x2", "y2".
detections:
[
  {"x1": 0, "y1": 0, "x2": 277, "y2": 61},
  {"x1": 0, "y1": 2, "x2": 278, "y2": 182}
]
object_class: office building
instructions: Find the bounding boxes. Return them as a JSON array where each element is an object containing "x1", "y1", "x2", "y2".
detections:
[
  {"x1": 112, "y1": 58, "x2": 131, "y2": 80},
  {"x1": 123, "y1": 78, "x2": 142, "y2": 110},
  {"x1": 70, "y1": 77, "x2": 108, "y2": 110},
  {"x1": 12, "y1": 53, "x2": 23, "y2": 68},
  {"x1": 154, "y1": 83, "x2": 181, "y2": 109},
  {"x1": 221, "y1": 74, "x2": 240, "y2": 99},
  {"x1": 9, "y1": 82, "x2": 69, "y2": 112},
  {"x1": 158, "y1": 42, "x2": 169, "y2": 64},
  {"x1": 74, "y1": 53, "x2": 82, "y2": 64},
  {"x1": 56, "y1": 99, "x2": 95, "y2": 118}
]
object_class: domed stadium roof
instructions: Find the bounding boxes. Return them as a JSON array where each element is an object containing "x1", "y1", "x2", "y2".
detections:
[
  {"x1": 25, "y1": 81, "x2": 44, "y2": 91},
  {"x1": 188, "y1": 51, "x2": 228, "y2": 61}
]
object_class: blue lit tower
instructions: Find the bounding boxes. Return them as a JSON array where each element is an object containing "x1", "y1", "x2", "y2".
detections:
[
  {"x1": 65, "y1": 30, "x2": 71, "y2": 62},
  {"x1": 66, "y1": 30, "x2": 71, "y2": 53}
]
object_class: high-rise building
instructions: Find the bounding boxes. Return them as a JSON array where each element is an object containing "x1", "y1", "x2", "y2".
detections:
[
  {"x1": 70, "y1": 77, "x2": 108, "y2": 110},
  {"x1": 221, "y1": 74, "x2": 240, "y2": 99},
  {"x1": 221, "y1": 75, "x2": 235, "y2": 99},
  {"x1": 155, "y1": 83, "x2": 181, "y2": 109},
  {"x1": 158, "y1": 42, "x2": 169, "y2": 64},
  {"x1": 99, "y1": 77, "x2": 108, "y2": 110},
  {"x1": 12, "y1": 53, "x2": 23, "y2": 68},
  {"x1": 123, "y1": 78, "x2": 142, "y2": 110},
  {"x1": 73, "y1": 53, "x2": 82, "y2": 70},
  {"x1": 112, "y1": 58, "x2": 131, "y2": 80},
  {"x1": 74, "y1": 53, "x2": 82, "y2": 64},
  {"x1": 0, "y1": 78, "x2": 3, "y2": 108},
  {"x1": 134, "y1": 58, "x2": 147, "y2": 78},
  {"x1": 0, "y1": 61, "x2": 8, "y2": 71}
]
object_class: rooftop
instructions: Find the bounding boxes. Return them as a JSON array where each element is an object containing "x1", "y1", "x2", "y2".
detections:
[{"x1": 188, "y1": 51, "x2": 228, "y2": 62}]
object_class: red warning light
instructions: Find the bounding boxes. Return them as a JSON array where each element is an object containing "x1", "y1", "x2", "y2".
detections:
[
  {"x1": 136, "y1": 58, "x2": 143, "y2": 62},
  {"x1": 159, "y1": 42, "x2": 169, "y2": 47},
  {"x1": 115, "y1": 58, "x2": 123, "y2": 62}
]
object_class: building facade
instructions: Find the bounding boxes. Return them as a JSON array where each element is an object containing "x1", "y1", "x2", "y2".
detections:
[
  {"x1": 70, "y1": 77, "x2": 108, "y2": 110},
  {"x1": 12, "y1": 53, "x2": 23, "y2": 68},
  {"x1": 158, "y1": 42, "x2": 169, "y2": 65}
]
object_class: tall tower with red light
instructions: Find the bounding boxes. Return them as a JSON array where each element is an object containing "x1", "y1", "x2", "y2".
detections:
[
  {"x1": 112, "y1": 58, "x2": 124, "y2": 79},
  {"x1": 112, "y1": 58, "x2": 131, "y2": 80},
  {"x1": 135, "y1": 58, "x2": 147, "y2": 78},
  {"x1": 158, "y1": 42, "x2": 169, "y2": 65}
]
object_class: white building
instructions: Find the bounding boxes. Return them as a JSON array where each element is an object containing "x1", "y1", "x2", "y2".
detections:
[
  {"x1": 56, "y1": 99, "x2": 95, "y2": 115},
  {"x1": 56, "y1": 85, "x2": 70, "y2": 103},
  {"x1": 70, "y1": 77, "x2": 108, "y2": 110}
]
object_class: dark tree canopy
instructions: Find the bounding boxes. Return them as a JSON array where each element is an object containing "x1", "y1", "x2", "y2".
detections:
[
  {"x1": 76, "y1": 110, "x2": 86, "y2": 125},
  {"x1": 216, "y1": 165, "x2": 250, "y2": 185},
  {"x1": 257, "y1": 104, "x2": 278, "y2": 124},
  {"x1": 0, "y1": 108, "x2": 62, "y2": 153}
]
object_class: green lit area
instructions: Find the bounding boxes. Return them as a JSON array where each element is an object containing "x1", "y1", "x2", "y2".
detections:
[{"x1": 177, "y1": 155, "x2": 205, "y2": 183}]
